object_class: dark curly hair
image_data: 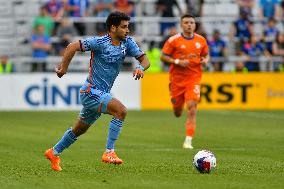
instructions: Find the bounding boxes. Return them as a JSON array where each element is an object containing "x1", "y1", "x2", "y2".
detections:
[
  {"x1": 106, "y1": 11, "x2": 130, "y2": 31},
  {"x1": 181, "y1": 14, "x2": 195, "y2": 21}
]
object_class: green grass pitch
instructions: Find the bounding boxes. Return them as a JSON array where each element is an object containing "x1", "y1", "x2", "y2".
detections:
[{"x1": 0, "y1": 110, "x2": 283, "y2": 189}]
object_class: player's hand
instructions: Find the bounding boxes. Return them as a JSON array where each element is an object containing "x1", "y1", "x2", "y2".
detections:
[
  {"x1": 178, "y1": 59, "x2": 189, "y2": 67},
  {"x1": 133, "y1": 69, "x2": 144, "y2": 80},
  {"x1": 200, "y1": 57, "x2": 207, "y2": 65},
  {"x1": 55, "y1": 64, "x2": 67, "y2": 78},
  {"x1": 133, "y1": 65, "x2": 144, "y2": 80}
]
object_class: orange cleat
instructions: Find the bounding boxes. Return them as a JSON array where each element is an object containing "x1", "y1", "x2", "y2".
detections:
[
  {"x1": 102, "y1": 151, "x2": 123, "y2": 165},
  {"x1": 44, "y1": 148, "x2": 62, "y2": 171}
]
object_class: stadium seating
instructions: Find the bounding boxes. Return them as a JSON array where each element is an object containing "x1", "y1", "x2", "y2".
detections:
[{"x1": 0, "y1": 0, "x2": 283, "y2": 72}]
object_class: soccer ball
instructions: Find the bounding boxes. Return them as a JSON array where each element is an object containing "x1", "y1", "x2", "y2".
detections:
[{"x1": 193, "y1": 150, "x2": 216, "y2": 173}]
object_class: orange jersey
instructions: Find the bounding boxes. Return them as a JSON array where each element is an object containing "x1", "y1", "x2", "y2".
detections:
[{"x1": 162, "y1": 33, "x2": 208, "y2": 85}]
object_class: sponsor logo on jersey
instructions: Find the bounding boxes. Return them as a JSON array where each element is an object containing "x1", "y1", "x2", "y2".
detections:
[{"x1": 121, "y1": 47, "x2": 126, "y2": 56}]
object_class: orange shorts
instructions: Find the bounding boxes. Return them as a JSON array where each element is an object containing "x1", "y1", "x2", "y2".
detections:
[{"x1": 169, "y1": 82, "x2": 200, "y2": 109}]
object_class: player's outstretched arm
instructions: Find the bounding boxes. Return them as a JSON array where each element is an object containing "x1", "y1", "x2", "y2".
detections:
[
  {"x1": 55, "y1": 41, "x2": 81, "y2": 78},
  {"x1": 138, "y1": 54, "x2": 150, "y2": 71},
  {"x1": 133, "y1": 55, "x2": 150, "y2": 80}
]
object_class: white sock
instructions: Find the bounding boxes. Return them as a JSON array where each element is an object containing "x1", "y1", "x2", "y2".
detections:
[
  {"x1": 185, "y1": 136, "x2": 192, "y2": 143},
  {"x1": 52, "y1": 148, "x2": 60, "y2": 156},
  {"x1": 106, "y1": 149, "x2": 114, "y2": 153}
]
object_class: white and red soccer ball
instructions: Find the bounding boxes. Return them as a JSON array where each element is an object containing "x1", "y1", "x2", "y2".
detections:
[{"x1": 193, "y1": 150, "x2": 216, "y2": 173}]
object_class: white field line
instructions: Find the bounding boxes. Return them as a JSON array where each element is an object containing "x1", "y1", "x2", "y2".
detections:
[
  {"x1": 204, "y1": 110, "x2": 284, "y2": 120},
  {"x1": 86, "y1": 147, "x2": 284, "y2": 152},
  {"x1": 143, "y1": 148, "x2": 283, "y2": 152},
  {"x1": 145, "y1": 147, "x2": 284, "y2": 152}
]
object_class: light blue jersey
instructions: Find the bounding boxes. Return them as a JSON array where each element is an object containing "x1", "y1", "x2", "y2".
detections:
[
  {"x1": 50, "y1": 22, "x2": 146, "y2": 159},
  {"x1": 79, "y1": 34, "x2": 144, "y2": 93},
  {"x1": 78, "y1": 34, "x2": 145, "y2": 125}
]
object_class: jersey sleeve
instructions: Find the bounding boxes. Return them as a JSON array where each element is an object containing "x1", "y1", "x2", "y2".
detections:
[
  {"x1": 162, "y1": 38, "x2": 175, "y2": 56},
  {"x1": 126, "y1": 37, "x2": 145, "y2": 58},
  {"x1": 79, "y1": 37, "x2": 99, "y2": 52},
  {"x1": 201, "y1": 39, "x2": 209, "y2": 56}
]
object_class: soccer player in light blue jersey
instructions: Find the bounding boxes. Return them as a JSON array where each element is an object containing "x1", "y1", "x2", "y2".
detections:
[{"x1": 44, "y1": 11, "x2": 150, "y2": 171}]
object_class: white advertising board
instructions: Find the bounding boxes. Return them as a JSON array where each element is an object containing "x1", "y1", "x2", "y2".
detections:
[{"x1": 0, "y1": 73, "x2": 141, "y2": 110}]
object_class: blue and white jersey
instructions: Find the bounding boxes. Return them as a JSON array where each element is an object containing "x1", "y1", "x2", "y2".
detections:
[
  {"x1": 79, "y1": 34, "x2": 144, "y2": 93},
  {"x1": 264, "y1": 27, "x2": 279, "y2": 53}
]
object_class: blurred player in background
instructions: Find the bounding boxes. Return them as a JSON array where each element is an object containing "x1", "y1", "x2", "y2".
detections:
[
  {"x1": 44, "y1": 11, "x2": 150, "y2": 171},
  {"x1": 160, "y1": 14, "x2": 209, "y2": 149}
]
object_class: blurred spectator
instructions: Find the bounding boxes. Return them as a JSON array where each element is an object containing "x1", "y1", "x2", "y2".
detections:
[
  {"x1": 31, "y1": 25, "x2": 52, "y2": 72},
  {"x1": 93, "y1": 0, "x2": 114, "y2": 35},
  {"x1": 184, "y1": 0, "x2": 204, "y2": 17},
  {"x1": 232, "y1": 60, "x2": 249, "y2": 73},
  {"x1": 195, "y1": 22, "x2": 207, "y2": 39},
  {"x1": 229, "y1": 9, "x2": 253, "y2": 52},
  {"x1": 281, "y1": 0, "x2": 284, "y2": 17},
  {"x1": 259, "y1": 0, "x2": 280, "y2": 20},
  {"x1": 241, "y1": 35, "x2": 270, "y2": 71},
  {"x1": 45, "y1": 0, "x2": 64, "y2": 22},
  {"x1": 272, "y1": 32, "x2": 284, "y2": 71},
  {"x1": 64, "y1": 0, "x2": 90, "y2": 35},
  {"x1": 33, "y1": 5, "x2": 55, "y2": 37},
  {"x1": 145, "y1": 41, "x2": 162, "y2": 73},
  {"x1": 278, "y1": 1, "x2": 284, "y2": 33},
  {"x1": 156, "y1": 0, "x2": 182, "y2": 35},
  {"x1": 159, "y1": 26, "x2": 178, "y2": 71},
  {"x1": 263, "y1": 17, "x2": 279, "y2": 54},
  {"x1": 114, "y1": 0, "x2": 135, "y2": 33},
  {"x1": 0, "y1": 55, "x2": 14, "y2": 74},
  {"x1": 114, "y1": 0, "x2": 134, "y2": 16},
  {"x1": 208, "y1": 29, "x2": 228, "y2": 72},
  {"x1": 56, "y1": 17, "x2": 78, "y2": 55},
  {"x1": 45, "y1": 0, "x2": 64, "y2": 34},
  {"x1": 184, "y1": 0, "x2": 206, "y2": 38},
  {"x1": 159, "y1": 26, "x2": 178, "y2": 49},
  {"x1": 236, "y1": 0, "x2": 255, "y2": 18}
]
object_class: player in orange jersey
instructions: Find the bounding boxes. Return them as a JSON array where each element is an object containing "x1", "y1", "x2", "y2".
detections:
[{"x1": 160, "y1": 14, "x2": 210, "y2": 149}]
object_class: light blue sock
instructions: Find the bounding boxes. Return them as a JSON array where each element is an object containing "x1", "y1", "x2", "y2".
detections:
[
  {"x1": 53, "y1": 128, "x2": 78, "y2": 155},
  {"x1": 106, "y1": 118, "x2": 123, "y2": 150}
]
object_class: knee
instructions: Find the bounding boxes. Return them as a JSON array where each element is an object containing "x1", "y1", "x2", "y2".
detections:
[
  {"x1": 115, "y1": 106, "x2": 127, "y2": 120},
  {"x1": 187, "y1": 108, "x2": 196, "y2": 118},
  {"x1": 187, "y1": 104, "x2": 197, "y2": 118},
  {"x1": 174, "y1": 109, "x2": 182, "y2": 117}
]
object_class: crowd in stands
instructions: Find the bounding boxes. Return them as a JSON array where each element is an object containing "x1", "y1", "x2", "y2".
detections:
[
  {"x1": 0, "y1": 55, "x2": 14, "y2": 74},
  {"x1": 1, "y1": 0, "x2": 284, "y2": 74},
  {"x1": 154, "y1": 0, "x2": 284, "y2": 72}
]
